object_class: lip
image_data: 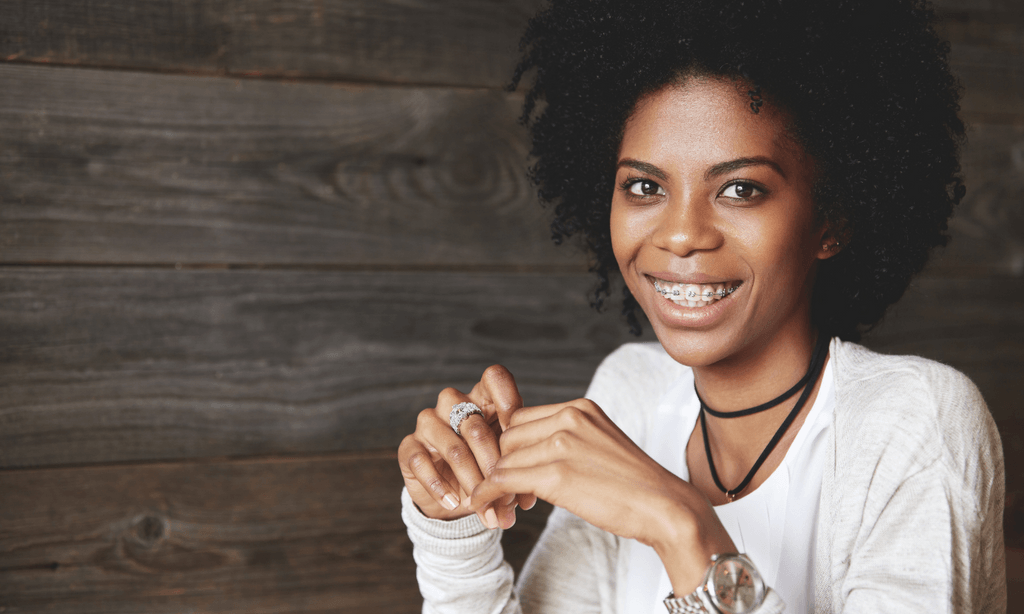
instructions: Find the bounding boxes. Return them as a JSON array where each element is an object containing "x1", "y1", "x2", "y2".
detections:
[
  {"x1": 646, "y1": 271, "x2": 739, "y2": 285},
  {"x1": 643, "y1": 273, "x2": 744, "y2": 329}
]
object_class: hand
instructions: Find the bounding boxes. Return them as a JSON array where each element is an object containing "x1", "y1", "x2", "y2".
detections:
[
  {"x1": 467, "y1": 399, "x2": 736, "y2": 594},
  {"x1": 397, "y1": 365, "x2": 537, "y2": 529}
]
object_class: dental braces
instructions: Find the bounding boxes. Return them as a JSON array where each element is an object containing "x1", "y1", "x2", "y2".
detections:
[{"x1": 653, "y1": 280, "x2": 740, "y2": 301}]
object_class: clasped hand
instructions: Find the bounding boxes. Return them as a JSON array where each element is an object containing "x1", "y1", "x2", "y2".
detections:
[{"x1": 397, "y1": 365, "x2": 736, "y2": 594}]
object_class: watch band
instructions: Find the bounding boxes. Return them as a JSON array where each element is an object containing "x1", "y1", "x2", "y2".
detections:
[
  {"x1": 663, "y1": 552, "x2": 767, "y2": 614},
  {"x1": 663, "y1": 589, "x2": 711, "y2": 614}
]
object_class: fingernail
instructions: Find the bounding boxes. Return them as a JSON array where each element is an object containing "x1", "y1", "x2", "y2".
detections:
[
  {"x1": 504, "y1": 505, "x2": 518, "y2": 529},
  {"x1": 442, "y1": 493, "x2": 460, "y2": 511},
  {"x1": 485, "y1": 507, "x2": 499, "y2": 529}
]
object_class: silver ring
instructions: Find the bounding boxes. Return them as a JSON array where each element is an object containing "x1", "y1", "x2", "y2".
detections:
[{"x1": 449, "y1": 402, "x2": 483, "y2": 436}]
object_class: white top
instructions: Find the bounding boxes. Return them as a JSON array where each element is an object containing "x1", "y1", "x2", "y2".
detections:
[
  {"x1": 401, "y1": 339, "x2": 1006, "y2": 614},
  {"x1": 622, "y1": 360, "x2": 835, "y2": 614}
]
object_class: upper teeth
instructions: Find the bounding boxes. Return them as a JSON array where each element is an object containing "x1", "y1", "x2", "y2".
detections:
[{"x1": 653, "y1": 280, "x2": 739, "y2": 303}]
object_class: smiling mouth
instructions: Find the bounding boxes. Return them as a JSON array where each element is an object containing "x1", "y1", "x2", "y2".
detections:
[{"x1": 649, "y1": 276, "x2": 742, "y2": 307}]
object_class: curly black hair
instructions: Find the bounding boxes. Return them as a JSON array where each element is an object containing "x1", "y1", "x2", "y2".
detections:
[{"x1": 511, "y1": 0, "x2": 966, "y2": 341}]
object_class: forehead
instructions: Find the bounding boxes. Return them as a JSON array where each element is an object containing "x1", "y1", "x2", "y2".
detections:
[{"x1": 620, "y1": 78, "x2": 807, "y2": 171}]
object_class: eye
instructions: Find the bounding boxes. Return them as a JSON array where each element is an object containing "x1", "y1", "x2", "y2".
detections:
[
  {"x1": 626, "y1": 179, "x2": 665, "y2": 197},
  {"x1": 719, "y1": 182, "x2": 763, "y2": 200}
]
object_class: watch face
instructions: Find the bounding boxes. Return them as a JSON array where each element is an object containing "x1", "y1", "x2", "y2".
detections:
[{"x1": 709, "y1": 555, "x2": 765, "y2": 614}]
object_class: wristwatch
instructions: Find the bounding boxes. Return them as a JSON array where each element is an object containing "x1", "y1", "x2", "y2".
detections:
[{"x1": 663, "y1": 553, "x2": 766, "y2": 614}]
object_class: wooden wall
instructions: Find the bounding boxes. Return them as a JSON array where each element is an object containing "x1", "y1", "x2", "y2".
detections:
[{"x1": 0, "y1": 1, "x2": 1020, "y2": 612}]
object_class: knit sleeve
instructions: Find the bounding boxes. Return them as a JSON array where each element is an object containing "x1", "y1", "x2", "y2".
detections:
[
  {"x1": 402, "y1": 488, "x2": 619, "y2": 614},
  {"x1": 823, "y1": 343, "x2": 1007, "y2": 613},
  {"x1": 402, "y1": 487, "x2": 521, "y2": 614}
]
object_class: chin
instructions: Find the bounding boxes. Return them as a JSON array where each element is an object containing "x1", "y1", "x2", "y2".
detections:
[{"x1": 648, "y1": 323, "x2": 737, "y2": 368}]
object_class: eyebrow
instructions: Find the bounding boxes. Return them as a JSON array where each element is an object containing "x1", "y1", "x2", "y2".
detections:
[
  {"x1": 616, "y1": 156, "x2": 786, "y2": 182},
  {"x1": 617, "y1": 159, "x2": 668, "y2": 180},
  {"x1": 704, "y1": 156, "x2": 786, "y2": 181}
]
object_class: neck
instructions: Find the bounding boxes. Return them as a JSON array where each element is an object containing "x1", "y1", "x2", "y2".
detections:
[
  {"x1": 692, "y1": 323, "x2": 819, "y2": 413},
  {"x1": 686, "y1": 323, "x2": 829, "y2": 503}
]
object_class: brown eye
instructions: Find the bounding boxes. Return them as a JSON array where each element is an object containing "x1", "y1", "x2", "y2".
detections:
[
  {"x1": 721, "y1": 182, "x2": 762, "y2": 200},
  {"x1": 628, "y1": 179, "x2": 665, "y2": 197}
]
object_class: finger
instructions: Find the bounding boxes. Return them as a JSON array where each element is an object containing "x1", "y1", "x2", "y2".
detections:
[
  {"x1": 399, "y1": 436, "x2": 462, "y2": 511},
  {"x1": 428, "y1": 390, "x2": 505, "y2": 529},
  {"x1": 470, "y1": 432, "x2": 577, "y2": 511},
  {"x1": 457, "y1": 412, "x2": 502, "y2": 479},
  {"x1": 419, "y1": 405, "x2": 488, "y2": 498},
  {"x1": 507, "y1": 400, "x2": 583, "y2": 428},
  {"x1": 479, "y1": 365, "x2": 523, "y2": 431},
  {"x1": 518, "y1": 494, "x2": 539, "y2": 510},
  {"x1": 469, "y1": 464, "x2": 553, "y2": 512},
  {"x1": 501, "y1": 405, "x2": 591, "y2": 455},
  {"x1": 458, "y1": 412, "x2": 519, "y2": 528}
]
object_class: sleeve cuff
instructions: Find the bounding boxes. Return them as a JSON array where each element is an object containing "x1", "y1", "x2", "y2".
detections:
[{"x1": 401, "y1": 487, "x2": 503, "y2": 559}]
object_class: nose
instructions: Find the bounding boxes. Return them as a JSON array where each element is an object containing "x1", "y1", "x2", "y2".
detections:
[{"x1": 650, "y1": 192, "x2": 723, "y2": 257}]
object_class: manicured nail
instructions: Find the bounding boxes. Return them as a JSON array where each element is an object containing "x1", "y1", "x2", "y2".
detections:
[
  {"x1": 441, "y1": 493, "x2": 460, "y2": 511},
  {"x1": 484, "y1": 507, "x2": 499, "y2": 529}
]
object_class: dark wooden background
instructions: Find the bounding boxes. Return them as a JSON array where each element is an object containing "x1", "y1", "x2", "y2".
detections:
[{"x1": 0, "y1": 1, "x2": 1020, "y2": 612}]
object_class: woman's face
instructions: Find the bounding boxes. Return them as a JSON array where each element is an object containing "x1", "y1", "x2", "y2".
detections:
[{"x1": 611, "y1": 77, "x2": 833, "y2": 367}]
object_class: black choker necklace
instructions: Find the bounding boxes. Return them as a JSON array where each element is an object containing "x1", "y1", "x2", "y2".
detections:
[{"x1": 697, "y1": 335, "x2": 830, "y2": 502}]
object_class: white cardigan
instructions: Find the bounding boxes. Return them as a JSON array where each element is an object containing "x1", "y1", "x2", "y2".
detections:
[{"x1": 402, "y1": 339, "x2": 1006, "y2": 613}]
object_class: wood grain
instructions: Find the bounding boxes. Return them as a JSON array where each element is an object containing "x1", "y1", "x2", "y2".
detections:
[
  {"x1": 0, "y1": 267, "x2": 647, "y2": 468},
  {"x1": 0, "y1": 0, "x2": 545, "y2": 88},
  {"x1": 0, "y1": 451, "x2": 553, "y2": 614},
  {"x1": 0, "y1": 63, "x2": 577, "y2": 268},
  {"x1": 942, "y1": 22, "x2": 1024, "y2": 123},
  {"x1": 861, "y1": 273, "x2": 1023, "y2": 423},
  {"x1": 0, "y1": 64, "x2": 1019, "y2": 274},
  {"x1": 933, "y1": 123, "x2": 1024, "y2": 277}
]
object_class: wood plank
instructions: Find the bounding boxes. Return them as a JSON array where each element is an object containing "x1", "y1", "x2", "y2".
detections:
[
  {"x1": 933, "y1": 0, "x2": 1024, "y2": 22},
  {"x1": 0, "y1": 267, "x2": 649, "y2": 468},
  {"x1": 932, "y1": 1, "x2": 1024, "y2": 124},
  {"x1": 2, "y1": 266, "x2": 1018, "y2": 468},
  {"x1": 1, "y1": 0, "x2": 1019, "y2": 102},
  {"x1": 0, "y1": 67, "x2": 1019, "y2": 274},
  {"x1": 1008, "y1": 547, "x2": 1024, "y2": 614},
  {"x1": 0, "y1": 63, "x2": 577, "y2": 268},
  {"x1": 0, "y1": 451, "x2": 553, "y2": 613},
  {"x1": 927, "y1": 122, "x2": 1024, "y2": 277},
  {"x1": 860, "y1": 274, "x2": 1024, "y2": 424},
  {"x1": 945, "y1": 30, "x2": 1024, "y2": 122},
  {"x1": 0, "y1": 0, "x2": 545, "y2": 88},
  {"x1": 1001, "y1": 420, "x2": 1024, "y2": 549}
]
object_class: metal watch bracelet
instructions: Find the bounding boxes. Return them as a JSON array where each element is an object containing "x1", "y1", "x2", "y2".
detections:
[
  {"x1": 662, "y1": 552, "x2": 766, "y2": 614},
  {"x1": 663, "y1": 589, "x2": 712, "y2": 613}
]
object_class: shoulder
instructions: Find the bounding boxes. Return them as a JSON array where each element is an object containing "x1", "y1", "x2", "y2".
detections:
[
  {"x1": 585, "y1": 342, "x2": 688, "y2": 441},
  {"x1": 832, "y1": 338, "x2": 991, "y2": 438},
  {"x1": 820, "y1": 341, "x2": 1005, "y2": 612},
  {"x1": 830, "y1": 338, "x2": 1002, "y2": 501}
]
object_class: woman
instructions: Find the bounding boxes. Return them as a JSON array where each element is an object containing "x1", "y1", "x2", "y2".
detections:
[{"x1": 397, "y1": 0, "x2": 1006, "y2": 612}]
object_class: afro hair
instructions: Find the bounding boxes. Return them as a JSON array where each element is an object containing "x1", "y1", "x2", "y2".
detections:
[{"x1": 512, "y1": 0, "x2": 966, "y2": 341}]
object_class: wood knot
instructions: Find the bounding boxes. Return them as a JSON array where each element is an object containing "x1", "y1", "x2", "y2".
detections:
[{"x1": 134, "y1": 515, "x2": 167, "y2": 543}]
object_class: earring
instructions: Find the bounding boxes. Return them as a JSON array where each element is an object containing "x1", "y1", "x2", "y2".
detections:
[{"x1": 822, "y1": 240, "x2": 840, "y2": 251}]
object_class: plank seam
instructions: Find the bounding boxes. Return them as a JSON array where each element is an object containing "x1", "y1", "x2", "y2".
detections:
[
  {"x1": 0, "y1": 58, "x2": 512, "y2": 93},
  {"x1": 0, "y1": 449, "x2": 399, "y2": 474},
  {"x1": 0, "y1": 261, "x2": 591, "y2": 274}
]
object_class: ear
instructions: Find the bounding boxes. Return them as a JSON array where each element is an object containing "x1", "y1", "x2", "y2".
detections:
[{"x1": 816, "y1": 222, "x2": 851, "y2": 260}]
